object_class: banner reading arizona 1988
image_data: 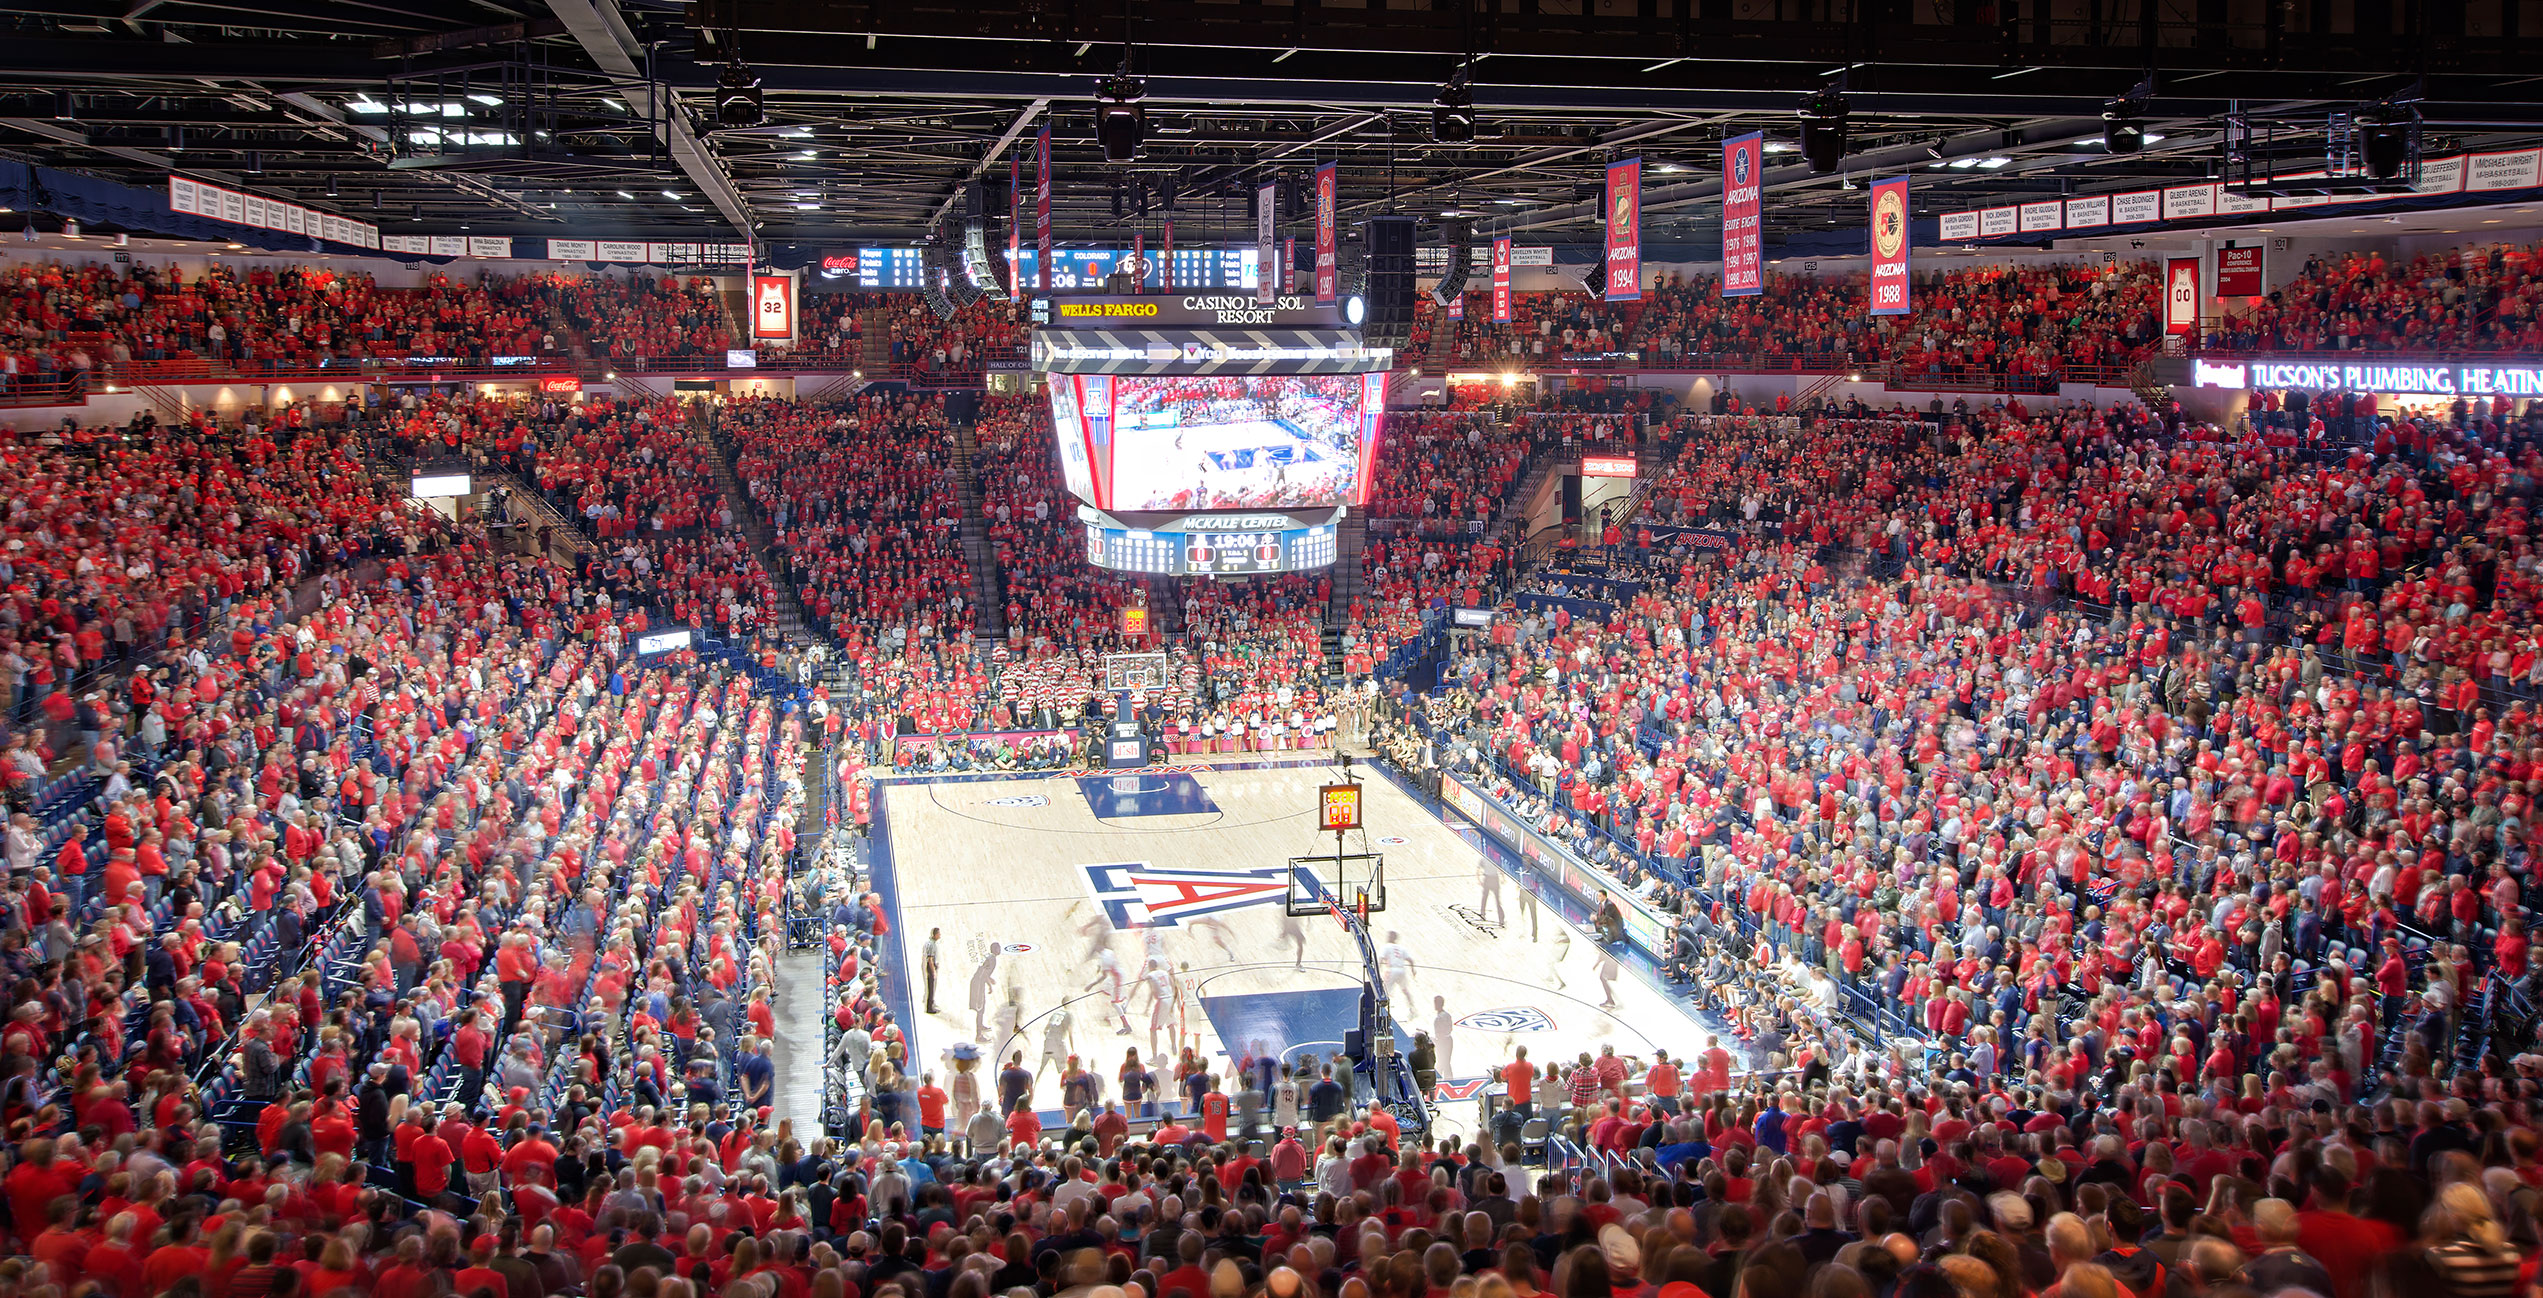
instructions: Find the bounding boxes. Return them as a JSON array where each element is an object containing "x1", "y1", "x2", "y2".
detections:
[
  {"x1": 1721, "y1": 132, "x2": 1763, "y2": 298},
  {"x1": 1868, "y1": 176, "x2": 1911, "y2": 317}
]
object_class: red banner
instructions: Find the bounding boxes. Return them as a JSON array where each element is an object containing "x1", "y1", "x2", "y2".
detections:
[
  {"x1": 1162, "y1": 219, "x2": 1174, "y2": 291},
  {"x1": 2165, "y1": 257, "x2": 2200, "y2": 335},
  {"x1": 1313, "y1": 163, "x2": 1338, "y2": 305},
  {"x1": 1491, "y1": 236, "x2": 1513, "y2": 323},
  {"x1": 1035, "y1": 124, "x2": 1052, "y2": 293},
  {"x1": 1721, "y1": 133, "x2": 1763, "y2": 298},
  {"x1": 1008, "y1": 155, "x2": 1021, "y2": 295},
  {"x1": 749, "y1": 273, "x2": 795, "y2": 340},
  {"x1": 1131, "y1": 228, "x2": 1144, "y2": 294},
  {"x1": 1868, "y1": 177, "x2": 1911, "y2": 317},
  {"x1": 1447, "y1": 293, "x2": 1463, "y2": 320},
  {"x1": 2216, "y1": 244, "x2": 2264, "y2": 297},
  {"x1": 1603, "y1": 158, "x2": 1641, "y2": 301}
]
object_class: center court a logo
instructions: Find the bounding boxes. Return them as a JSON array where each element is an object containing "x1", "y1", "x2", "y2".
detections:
[
  {"x1": 1081, "y1": 861, "x2": 1311, "y2": 929},
  {"x1": 985, "y1": 794, "x2": 1051, "y2": 808}
]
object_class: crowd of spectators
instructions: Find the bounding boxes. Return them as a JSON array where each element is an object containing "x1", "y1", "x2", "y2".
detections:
[
  {"x1": 1422, "y1": 264, "x2": 2162, "y2": 388},
  {"x1": 1, "y1": 260, "x2": 558, "y2": 396},
  {"x1": 537, "y1": 273, "x2": 732, "y2": 362},
  {"x1": 876, "y1": 300, "x2": 1024, "y2": 375},
  {"x1": 2209, "y1": 243, "x2": 2543, "y2": 353}
]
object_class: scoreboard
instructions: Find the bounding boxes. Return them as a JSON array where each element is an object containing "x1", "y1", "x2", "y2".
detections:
[
  {"x1": 855, "y1": 247, "x2": 929, "y2": 289},
  {"x1": 1081, "y1": 509, "x2": 1342, "y2": 577},
  {"x1": 832, "y1": 245, "x2": 1261, "y2": 292}
]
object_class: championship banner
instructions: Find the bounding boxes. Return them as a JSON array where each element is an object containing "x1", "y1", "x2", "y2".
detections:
[
  {"x1": 1313, "y1": 163, "x2": 1339, "y2": 305},
  {"x1": 1603, "y1": 157, "x2": 1642, "y2": 301},
  {"x1": 1009, "y1": 155, "x2": 1022, "y2": 295},
  {"x1": 2216, "y1": 244, "x2": 2264, "y2": 297},
  {"x1": 1162, "y1": 219, "x2": 1175, "y2": 291},
  {"x1": 2165, "y1": 257, "x2": 2200, "y2": 335},
  {"x1": 1035, "y1": 125, "x2": 1053, "y2": 293},
  {"x1": 1256, "y1": 180, "x2": 1278, "y2": 305},
  {"x1": 1721, "y1": 132, "x2": 1764, "y2": 298},
  {"x1": 1447, "y1": 293, "x2": 1464, "y2": 320},
  {"x1": 1867, "y1": 177, "x2": 1911, "y2": 317},
  {"x1": 1491, "y1": 235, "x2": 1514, "y2": 323}
]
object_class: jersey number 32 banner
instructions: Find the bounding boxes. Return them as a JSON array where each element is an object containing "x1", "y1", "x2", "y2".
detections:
[{"x1": 750, "y1": 273, "x2": 795, "y2": 342}]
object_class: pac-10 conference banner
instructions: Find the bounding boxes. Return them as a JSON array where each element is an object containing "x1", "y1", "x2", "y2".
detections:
[
  {"x1": 1604, "y1": 157, "x2": 1642, "y2": 302},
  {"x1": 1313, "y1": 163, "x2": 1339, "y2": 306},
  {"x1": 1868, "y1": 177, "x2": 1911, "y2": 317},
  {"x1": 1721, "y1": 132, "x2": 1764, "y2": 298}
]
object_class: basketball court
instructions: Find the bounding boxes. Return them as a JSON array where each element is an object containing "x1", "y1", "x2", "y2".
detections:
[{"x1": 869, "y1": 756, "x2": 1713, "y2": 1135}]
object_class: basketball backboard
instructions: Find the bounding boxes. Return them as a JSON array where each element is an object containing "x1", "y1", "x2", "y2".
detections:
[
  {"x1": 1286, "y1": 852, "x2": 1385, "y2": 918},
  {"x1": 1103, "y1": 651, "x2": 1171, "y2": 694}
]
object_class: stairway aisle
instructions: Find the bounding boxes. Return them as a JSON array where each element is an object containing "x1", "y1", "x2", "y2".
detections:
[
  {"x1": 951, "y1": 421, "x2": 1007, "y2": 641},
  {"x1": 695, "y1": 403, "x2": 818, "y2": 643},
  {"x1": 1321, "y1": 510, "x2": 1370, "y2": 680}
]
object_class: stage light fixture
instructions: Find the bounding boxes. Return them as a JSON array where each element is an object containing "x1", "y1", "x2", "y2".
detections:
[
  {"x1": 1797, "y1": 87, "x2": 1849, "y2": 174},
  {"x1": 717, "y1": 55, "x2": 765, "y2": 129},
  {"x1": 2360, "y1": 103, "x2": 2414, "y2": 181},
  {"x1": 1433, "y1": 67, "x2": 1475, "y2": 144},
  {"x1": 1429, "y1": 220, "x2": 1473, "y2": 306},
  {"x1": 1095, "y1": 58, "x2": 1147, "y2": 164}
]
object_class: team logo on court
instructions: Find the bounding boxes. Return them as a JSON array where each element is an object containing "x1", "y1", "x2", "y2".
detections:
[
  {"x1": 1378, "y1": 836, "x2": 1409, "y2": 845},
  {"x1": 986, "y1": 794, "x2": 1051, "y2": 808},
  {"x1": 1080, "y1": 861, "x2": 1313, "y2": 929},
  {"x1": 1456, "y1": 1007, "x2": 1556, "y2": 1033}
]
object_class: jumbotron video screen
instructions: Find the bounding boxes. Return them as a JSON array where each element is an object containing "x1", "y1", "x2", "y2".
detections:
[{"x1": 1047, "y1": 372, "x2": 1387, "y2": 512}]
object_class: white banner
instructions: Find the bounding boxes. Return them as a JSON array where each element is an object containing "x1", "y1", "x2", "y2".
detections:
[
  {"x1": 1937, "y1": 211, "x2": 1981, "y2": 241},
  {"x1": 596, "y1": 240, "x2": 649, "y2": 263},
  {"x1": 2417, "y1": 154, "x2": 2467, "y2": 194},
  {"x1": 2163, "y1": 184, "x2": 2216, "y2": 220},
  {"x1": 1979, "y1": 207, "x2": 2018, "y2": 237},
  {"x1": 2468, "y1": 149, "x2": 2542, "y2": 192},
  {"x1": 547, "y1": 239, "x2": 596, "y2": 261},
  {"x1": 1255, "y1": 181, "x2": 1278, "y2": 306},
  {"x1": 2018, "y1": 201, "x2": 2062, "y2": 232},
  {"x1": 2064, "y1": 195, "x2": 2110, "y2": 228},
  {"x1": 466, "y1": 236, "x2": 510, "y2": 258},
  {"x1": 2215, "y1": 189, "x2": 2269, "y2": 217},
  {"x1": 2112, "y1": 191, "x2": 2162, "y2": 224}
]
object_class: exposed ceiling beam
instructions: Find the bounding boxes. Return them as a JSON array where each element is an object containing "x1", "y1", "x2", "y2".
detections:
[
  {"x1": 544, "y1": 0, "x2": 753, "y2": 237},
  {"x1": 922, "y1": 96, "x2": 1049, "y2": 230}
]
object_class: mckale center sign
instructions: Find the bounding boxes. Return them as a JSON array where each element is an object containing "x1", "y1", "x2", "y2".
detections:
[{"x1": 2193, "y1": 357, "x2": 2543, "y2": 397}]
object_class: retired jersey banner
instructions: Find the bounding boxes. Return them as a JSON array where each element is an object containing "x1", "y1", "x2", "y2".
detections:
[
  {"x1": 1034, "y1": 125, "x2": 1053, "y2": 293},
  {"x1": 2165, "y1": 257, "x2": 2200, "y2": 335},
  {"x1": 1721, "y1": 132, "x2": 1764, "y2": 298},
  {"x1": 1603, "y1": 157, "x2": 1642, "y2": 301},
  {"x1": 1256, "y1": 180, "x2": 1278, "y2": 305},
  {"x1": 1313, "y1": 163, "x2": 1339, "y2": 305},
  {"x1": 1867, "y1": 177, "x2": 1912, "y2": 317},
  {"x1": 1009, "y1": 155, "x2": 1022, "y2": 294},
  {"x1": 1491, "y1": 235, "x2": 1514, "y2": 323}
]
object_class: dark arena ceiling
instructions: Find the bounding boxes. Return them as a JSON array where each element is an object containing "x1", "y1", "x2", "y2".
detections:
[{"x1": 5, "y1": 0, "x2": 2543, "y2": 252}]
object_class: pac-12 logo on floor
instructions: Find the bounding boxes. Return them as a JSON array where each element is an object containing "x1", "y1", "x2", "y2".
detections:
[
  {"x1": 1456, "y1": 1007, "x2": 1555, "y2": 1033},
  {"x1": 985, "y1": 794, "x2": 1050, "y2": 808},
  {"x1": 1080, "y1": 861, "x2": 1315, "y2": 929}
]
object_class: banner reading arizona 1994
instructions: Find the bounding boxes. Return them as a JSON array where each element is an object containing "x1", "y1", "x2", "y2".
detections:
[{"x1": 1603, "y1": 157, "x2": 1641, "y2": 302}]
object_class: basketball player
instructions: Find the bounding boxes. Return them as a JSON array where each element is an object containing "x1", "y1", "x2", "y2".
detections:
[
  {"x1": 1281, "y1": 908, "x2": 1309, "y2": 970},
  {"x1": 1173, "y1": 961, "x2": 1205, "y2": 1056},
  {"x1": 1189, "y1": 915, "x2": 1237, "y2": 964},
  {"x1": 1141, "y1": 958, "x2": 1174, "y2": 1050},
  {"x1": 1431, "y1": 995, "x2": 1456, "y2": 1080},
  {"x1": 1547, "y1": 926, "x2": 1570, "y2": 990},
  {"x1": 988, "y1": 989, "x2": 1022, "y2": 1060},
  {"x1": 1039, "y1": 1004, "x2": 1075, "y2": 1080},
  {"x1": 1377, "y1": 931, "x2": 1416, "y2": 1014},
  {"x1": 1594, "y1": 947, "x2": 1622, "y2": 1011},
  {"x1": 1475, "y1": 860, "x2": 1507, "y2": 925},
  {"x1": 967, "y1": 943, "x2": 1002, "y2": 1038},
  {"x1": 1085, "y1": 944, "x2": 1126, "y2": 1015},
  {"x1": 1519, "y1": 880, "x2": 1540, "y2": 941}
]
